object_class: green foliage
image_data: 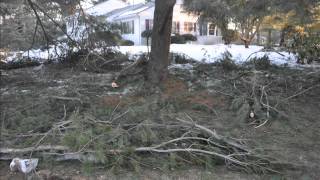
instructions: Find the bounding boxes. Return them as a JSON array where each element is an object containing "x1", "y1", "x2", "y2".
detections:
[
  {"x1": 0, "y1": 1, "x2": 65, "y2": 50},
  {"x1": 290, "y1": 32, "x2": 320, "y2": 64},
  {"x1": 119, "y1": 40, "x2": 134, "y2": 46},
  {"x1": 184, "y1": 0, "x2": 272, "y2": 46},
  {"x1": 215, "y1": 51, "x2": 238, "y2": 71},
  {"x1": 141, "y1": 29, "x2": 152, "y2": 47},
  {"x1": 1, "y1": 58, "x2": 41, "y2": 70},
  {"x1": 62, "y1": 131, "x2": 90, "y2": 151},
  {"x1": 245, "y1": 55, "x2": 272, "y2": 70},
  {"x1": 82, "y1": 161, "x2": 94, "y2": 175},
  {"x1": 181, "y1": 34, "x2": 197, "y2": 41},
  {"x1": 169, "y1": 153, "x2": 177, "y2": 170},
  {"x1": 222, "y1": 30, "x2": 238, "y2": 45},
  {"x1": 172, "y1": 53, "x2": 196, "y2": 64},
  {"x1": 171, "y1": 34, "x2": 186, "y2": 44},
  {"x1": 141, "y1": 30, "x2": 153, "y2": 38},
  {"x1": 231, "y1": 96, "x2": 250, "y2": 122},
  {"x1": 87, "y1": 16, "x2": 122, "y2": 49},
  {"x1": 171, "y1": 34, "x2": 197, "y2": 44}
]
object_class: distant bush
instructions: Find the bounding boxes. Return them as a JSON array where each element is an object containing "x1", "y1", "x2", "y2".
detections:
[
  {"x1": 86, "y1": 17, "x2": 122, "y2": 49},
  {"x1": 171, "y1": 34, "x2": 197, "y2": 44},
  {"x1": 181, "y1": 34, "x2": 197, "y2": 42},
  {"x1": 171, "y1": 53, "x2": 196, "y2": 64},
  {"x1": 141, "y1": 30, "x2": 152, "y2": 46},
  {"x1": 171, "y1": 34, "x2": 186, "y2": 44},
  {"x1": 120, "y1": 40, "x2": 134, "y2": 46},
  {"x1": 0, "y1": 58, "x2": 41, "y2": 70},
  {"x1": 215, "y1": 51, "x2": 238, "y2": 71},
  {"x1": 245, "y1": 55, "x2": 271, "y2": 70},
  {"x1": 222, "y1": 30, "x2": 238, "y2": 45},
  {"x1": 289, "y1": 33, "x2": 320, "y2": 64},
  {"x1": 141, "y1": 30, "x2": 153, "y2": 39}
]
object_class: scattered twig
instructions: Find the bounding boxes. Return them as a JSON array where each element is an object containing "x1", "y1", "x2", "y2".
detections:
[
  {"x1": 254, "y1": 119, "x2": 269, "y2": 129},
  {"x1": 48, "y1": 96, "x2": 82, "y2": 103},
  {"x1": 283, "y1": 84, "x2": 319, "y2": 101}
]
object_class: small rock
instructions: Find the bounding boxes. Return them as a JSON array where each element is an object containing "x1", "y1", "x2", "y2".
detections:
[{"x1": 111, "y1": 82, "x2": 119, "y2": 88}]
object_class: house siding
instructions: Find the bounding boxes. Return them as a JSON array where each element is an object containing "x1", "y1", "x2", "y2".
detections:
[
  {"x1": 67, "y1": 1, "x2": 225, "y2": 45},
  {"x1": 118, "y1": 17, "x2": 141, "y2": 45}
]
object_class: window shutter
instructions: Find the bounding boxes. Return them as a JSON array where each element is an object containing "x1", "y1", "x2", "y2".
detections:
[
  {"x1": 146, "y1": 19, "x2": 149, "y2": 30},
  {"x1": 177, "y1": 22, "x2": 180, "y2": 34},
  {"x1": 132, "y1": 20, "x2": 134, "y2": 34}
]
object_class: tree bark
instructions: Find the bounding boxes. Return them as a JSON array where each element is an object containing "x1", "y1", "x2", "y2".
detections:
[
  {"x1": 267, "y1": 29, "x2": 272, "y2": 48},
  {"x1": 244, "y1": 41, "x2": 250, "y2": 48},
  {"x1": 147, "y1": 0, "x2": 176, "y2": 86},
  {"x1": 256, "y1": 30, "x2": 260, "y2": 45},
  {"x1": 279, "y1": 26, "x2": 289, "y2": 47},
  {"x1": 240, "y1": 20, "x2": 261, "y2": 48}
]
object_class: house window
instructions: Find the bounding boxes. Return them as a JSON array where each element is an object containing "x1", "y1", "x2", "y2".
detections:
[
  {"x1": 172, "y1": 21, "x2": 180, "y2": 34},
  {"x1": 184, "y1": 22, "x2": 196, "y2": 33},
  {"x1": 121, "y1": 20, "x2": 134, "y2": 34},
  {"x1": 16, "y1": 22, "x2": 24, "y2": 34},
  {"x1": 145, "y1": 19, "x2": 153, "y2": 30},
  {"x1": 209, "y1": 24, "x2": 216, "y2": 35}
]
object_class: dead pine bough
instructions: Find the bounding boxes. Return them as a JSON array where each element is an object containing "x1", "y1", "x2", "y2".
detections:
[{"x1": 0, "y1": 114, "x2": 278, "y2": 174}]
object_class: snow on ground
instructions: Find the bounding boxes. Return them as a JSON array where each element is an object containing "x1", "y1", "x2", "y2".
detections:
[
  {"x1": 117, "y1": 44, "x2": 298, "y2": 66},
  {"x1": 2, "y1": 43, "x2": 72, "y2": 63},
  {"x1": 3, "y1": 44, "x2": 304, "y2": 68}
]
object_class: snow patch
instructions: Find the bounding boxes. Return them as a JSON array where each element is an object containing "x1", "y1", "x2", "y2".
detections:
[{"x1": 117, "y1": 44, "x2": 299, "y2": 66}]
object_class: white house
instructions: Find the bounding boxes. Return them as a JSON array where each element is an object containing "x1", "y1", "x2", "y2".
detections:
[{"x1": 67, "y1": 0, "x2": 223, "y2": 45}]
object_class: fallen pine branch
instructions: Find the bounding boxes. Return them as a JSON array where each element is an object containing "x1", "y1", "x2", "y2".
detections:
[
  {"x1": 0, "y1": 145, "x2": 68, "y2": 155},
  {"x1": 0, "y1": 115, "x2": 278, "y2": 173}
]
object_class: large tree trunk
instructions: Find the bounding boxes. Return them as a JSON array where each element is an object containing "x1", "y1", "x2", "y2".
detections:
[{"x1": 147, "y1": 0, "x2": 176, "y2": 86}]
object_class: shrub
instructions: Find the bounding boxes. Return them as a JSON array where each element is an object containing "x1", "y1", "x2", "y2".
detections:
[
  {"x1": 181, "y1": 34, "x2": 197, "y2": 41},
  {"x1": 171, "y1": 34, "x2": 186, "y2": 44},
  {"x1": 171, "y1": 53, "x2": 196, "y2": 64},
  {"x1": 86, "y1": 17, "x2": 122, "y2": 49},
  {"x1": 245, "y1": 55, "x2": 271, "y2": 70},
  {"x1": 1, "y1": 58, "x2": 41, "y2": 70},
  {"x1": 215, "y1": 51, "x2": 238, "y2": 71},
  {"x1": 222, "y1": 30, "x2": 238, "y2": 45},
  {"x1": 141, "y1": 30, "x2": 153, "y2": 46},
  {"x1": 289, "y1": 32, "x2": 320, "y2": 64},
  {"x1": 120, "y1": 40, "x2": 134, "y2": 46},
  {"x1": 141, "y1": 30, "x2": 153, "y2": 39}
]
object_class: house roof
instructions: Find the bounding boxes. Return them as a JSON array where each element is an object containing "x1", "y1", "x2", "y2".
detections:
[
  {"x1": 113, "y1": 2, "x2": 154, "y2": 20},
  {"x1": 117, "y1": 3, "x2": 153, "y2": 18},
  {"x1": 85, "y1": 0, "x2": 129, "y2": 16}
]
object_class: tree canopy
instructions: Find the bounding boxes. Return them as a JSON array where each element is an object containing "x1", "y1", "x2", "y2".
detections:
[{"x1": 183, "y1": 0, "x2": 319, "y2": 47}]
